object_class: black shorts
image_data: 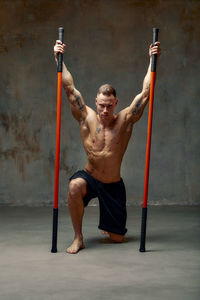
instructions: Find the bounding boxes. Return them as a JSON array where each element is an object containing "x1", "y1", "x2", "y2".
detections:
[{"x1": 69, "y1": 170, "x2": 127, "y2": 235}]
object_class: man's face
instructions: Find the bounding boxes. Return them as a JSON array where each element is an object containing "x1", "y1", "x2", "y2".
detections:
[{"x1": 95, "y1": 93, "x2": 118, "y2": 120}]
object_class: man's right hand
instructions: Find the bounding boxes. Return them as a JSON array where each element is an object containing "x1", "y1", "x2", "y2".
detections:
[{"x1": 54, "y1": 40, "x2": 66, "y2": 61}]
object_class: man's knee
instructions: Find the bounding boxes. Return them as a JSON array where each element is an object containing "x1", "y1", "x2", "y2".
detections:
[
  {"x1": 109, "y1": 232, "x2": 124, "y2": 243},
  {"x1": 68, "y1": 178, "x2": 87, "y2": 199}
]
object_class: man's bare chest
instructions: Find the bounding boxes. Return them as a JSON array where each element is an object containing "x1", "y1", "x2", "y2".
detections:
[
  {"x1": 91, "y1": 125, "x2": 120, "y2": 152},
  {"x1": 81, "y1": 119, "x2": 132, "y2": 154}
]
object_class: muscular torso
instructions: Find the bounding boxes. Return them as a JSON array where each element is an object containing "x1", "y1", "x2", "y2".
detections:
[{"x1": 80, "y1": 107, "x2": 133, "y2": 183}]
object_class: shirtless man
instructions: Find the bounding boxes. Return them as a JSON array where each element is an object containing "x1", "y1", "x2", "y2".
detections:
[{"x1": 54, "y1": 40, "x2": 161, "y2": 254}]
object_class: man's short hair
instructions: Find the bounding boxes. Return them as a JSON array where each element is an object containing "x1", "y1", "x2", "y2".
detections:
[{"x1": 97, "y1": 84, "x2": 116, "y2": 97}]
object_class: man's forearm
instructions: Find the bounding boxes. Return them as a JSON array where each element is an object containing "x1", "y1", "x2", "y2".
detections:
[
  {"x1": 142, "y1": 58, "x2": 152, "y2": 101},
  {"x1": 62, "y1": 62, "x2": 75, "y2": 91},
  {"x1": 55, "y1": 58, "x2": 75, "y2": 92}
]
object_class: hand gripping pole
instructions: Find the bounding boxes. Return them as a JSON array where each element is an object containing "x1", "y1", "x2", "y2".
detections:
[
  {"x1": 51, "y1": 27, "x2": 64, "y2": 253},
  {"x1": 139, "y1": 28, "x2": 159, "y2": 252}
]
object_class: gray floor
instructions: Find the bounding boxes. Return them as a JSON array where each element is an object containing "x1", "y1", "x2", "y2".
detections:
[{"x1": 0, "y1": 206, "x2": 200, "y2": 300}]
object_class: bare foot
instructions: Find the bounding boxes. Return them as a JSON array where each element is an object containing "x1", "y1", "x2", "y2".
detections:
[
  {"x1": 101, "y1": 230, "x2": 109, "y2": 235},
  {"x1": 66, "y1": 238, "x2": 85, "y2": 254}
]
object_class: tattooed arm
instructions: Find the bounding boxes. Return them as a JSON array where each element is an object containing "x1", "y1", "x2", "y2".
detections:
[
  {"x1": 62, "y1": 63, "x2": 87, "y2": 121},
  {"x1": 54, "y1": 40, "x2": 87, "y2": 122},
  {"x1": 128, "y1": 61, "x2": 151, "y2": 123},
  {"x1": 127, "y1": 42, "x2": 161, "y2": 124}
]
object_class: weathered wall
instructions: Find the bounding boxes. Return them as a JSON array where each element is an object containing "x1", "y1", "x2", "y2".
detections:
[{"x1": 0, "y1": 0, "x2": 199, "y2": 206}]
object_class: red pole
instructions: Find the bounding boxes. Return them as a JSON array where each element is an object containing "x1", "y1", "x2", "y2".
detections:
[
  {"x1": 54, "y1": 72, "x2": 62, "y2": 209},
  {"x1": 143, "y1": 71, "x2": 156, "y2": 208},
  {"x1": 139, "y1": 28, "x2": 159, "y2": 252},
  {"x1": 51, "y1": 27, "x2": 64, "y2": 253}
]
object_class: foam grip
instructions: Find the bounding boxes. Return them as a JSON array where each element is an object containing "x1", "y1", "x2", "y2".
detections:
[
  {"x1": 51, "y1": 208, "x2": 58, "y2": 253},
  {"x1": 151, "y1": 28, "x2": 159, "y2": 72},
  {"x1": 58, "y1": 27, "x2": 64, "y2": 73},
  {"x1": 139, "y1": 207, "x2": 147, "y2": 252}
]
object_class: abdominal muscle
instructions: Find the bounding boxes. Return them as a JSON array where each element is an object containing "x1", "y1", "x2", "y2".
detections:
[{"x1": 85, "y1": 150, "x2": 122, "y2": 183}]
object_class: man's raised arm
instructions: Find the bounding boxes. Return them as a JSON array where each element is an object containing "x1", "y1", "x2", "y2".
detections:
[
  {"x1": 54, "y1": 40, "x2": 87, "y2": 122},
  {"x1": 126, "y1": 42, "x2": 161, "y2": 123}
]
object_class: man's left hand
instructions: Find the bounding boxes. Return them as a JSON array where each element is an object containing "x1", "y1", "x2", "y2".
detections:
[{"x1": 149, "y1": 42, "x2": 161, "y2": 57}]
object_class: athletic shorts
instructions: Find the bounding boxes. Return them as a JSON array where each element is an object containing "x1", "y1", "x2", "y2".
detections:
[{"x1": 69, "y1": 170, "x2": 127, "y2": 235}]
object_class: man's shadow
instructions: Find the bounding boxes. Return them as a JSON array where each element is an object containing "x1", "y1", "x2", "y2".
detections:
[{"x1": 85, "y1": 235, "x2": 135, "y2": 248}]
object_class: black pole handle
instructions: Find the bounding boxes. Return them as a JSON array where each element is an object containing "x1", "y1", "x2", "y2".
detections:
[
  {"x1": 151, "y1": 28, "x2": 159, "y2": 72},
  {"x1": 58, "y1": 27, "x2": 64, "y2": 72}
]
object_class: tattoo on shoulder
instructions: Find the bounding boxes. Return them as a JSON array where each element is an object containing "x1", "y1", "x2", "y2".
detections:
[{"x1": 72, "y1": 96, "x2": 84, "y2": 111}]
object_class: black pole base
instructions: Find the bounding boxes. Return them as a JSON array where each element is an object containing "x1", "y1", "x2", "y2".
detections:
[
  {"x1": 51, "y1": 208, "x2": 58, "y2": 253},
  {"x1": 51, "y1": 248, "x2": 57, "y2": 253},
  {"x1": 139, "y1": 247, "x2": 146, "y2": 253},
  {"x1": 139, "y1": 207, "x2": 148, "y2": 253}
]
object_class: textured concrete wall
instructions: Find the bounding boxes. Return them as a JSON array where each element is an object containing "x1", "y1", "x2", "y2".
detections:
[{"x1": 0, "y1": 0, "x2": 199, "y2": 206}]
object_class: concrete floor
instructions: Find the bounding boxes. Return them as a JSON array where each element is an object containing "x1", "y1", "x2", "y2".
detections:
[{"x1": 0, "y1": 206, "x2": 199, "y2": 300}]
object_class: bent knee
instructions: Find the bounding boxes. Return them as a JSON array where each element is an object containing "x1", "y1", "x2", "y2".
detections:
[
  {"x1": 109, "y1": 232, "x2": 124, "y2": 243},
  {"x1": 68, "y1": 178, "x2": 87, "y2": 199}
]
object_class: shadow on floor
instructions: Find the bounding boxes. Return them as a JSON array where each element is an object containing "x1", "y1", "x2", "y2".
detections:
[{"x1": 84, "y1": 235, "x2": 135, "y2": 248}]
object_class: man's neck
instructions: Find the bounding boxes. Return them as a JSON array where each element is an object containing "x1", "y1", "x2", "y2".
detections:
[{"x1": 97, "y1": 114, "x2": 116, "y2": 128}]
